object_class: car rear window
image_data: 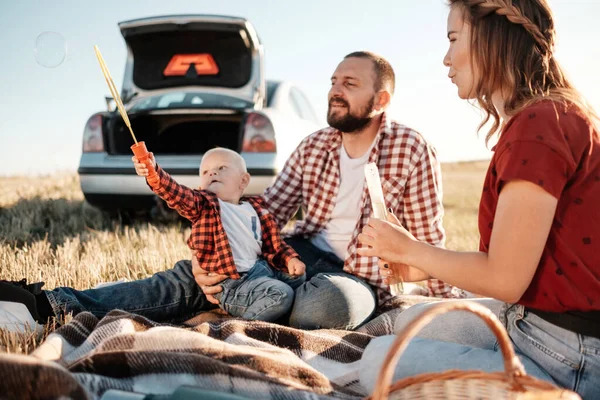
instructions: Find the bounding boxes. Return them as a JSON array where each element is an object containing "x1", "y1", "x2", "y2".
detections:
[{"x1": 128, "y1": 92, "x2": 252, "y2": 111}]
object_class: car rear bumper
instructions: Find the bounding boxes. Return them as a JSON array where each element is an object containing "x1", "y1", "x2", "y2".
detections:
[
  {"x1": 78, "y1": 152, "x2": 279, "y2": 201},
  {"x1": 79, "y1": 171, "x2": 275, "y2": 196}
]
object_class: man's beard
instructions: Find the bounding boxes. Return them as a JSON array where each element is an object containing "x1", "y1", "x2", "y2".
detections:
[{"x1": 327, "y1": 96, "x2": 375, "y2": 133}]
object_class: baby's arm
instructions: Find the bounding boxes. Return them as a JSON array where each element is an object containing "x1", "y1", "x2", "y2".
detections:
[
  {"x1": 132, "y1": 153, "x2": 205, "y2": 220},
  {"x1": 253, "y1": 197, "x2": 303, "y2": 272}
]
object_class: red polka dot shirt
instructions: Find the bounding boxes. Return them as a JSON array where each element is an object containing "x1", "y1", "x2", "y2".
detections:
[{"x1": 479, "y1": 100, "x2": 600, "y2": 312}]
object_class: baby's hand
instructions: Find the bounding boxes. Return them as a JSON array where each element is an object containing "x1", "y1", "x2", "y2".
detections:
[
  {"x1": 132, "y1": 152, "x2": 156, "y2": 177},
  {"x1": 287, "y1": 257, "x2": 306, "y2": 277}
]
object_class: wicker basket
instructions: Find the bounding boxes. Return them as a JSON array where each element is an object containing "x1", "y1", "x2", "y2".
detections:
[{"x1": 368, "y1": 301, "x2": 581, "y2": 400}]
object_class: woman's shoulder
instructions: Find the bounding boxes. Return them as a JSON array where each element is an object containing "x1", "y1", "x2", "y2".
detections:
[
  {"x1": 500, "y1": 100, "x2": 595, "y2": 153},
  {"x1": 492, "y1": 100, "x2": 599, "y2": 182},
  {"x1": 506, "y1": 100, "x2": 593, "y2": 134}
]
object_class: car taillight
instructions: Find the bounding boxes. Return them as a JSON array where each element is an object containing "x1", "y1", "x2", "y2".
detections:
[
  {"x1": 242, "y1": 112, "x2": 276, "y2": 153},
  {"x1": 82, "y1": 114, "x2": 104, "y2": 153}
]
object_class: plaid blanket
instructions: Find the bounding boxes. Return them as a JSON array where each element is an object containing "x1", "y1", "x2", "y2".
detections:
[{"x1": 0, "y1": 296, "x2": 435, "y2": 400}]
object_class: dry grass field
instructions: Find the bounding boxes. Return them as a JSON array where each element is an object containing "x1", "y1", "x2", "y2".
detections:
[{"x1": 0, "y1": 160, "x2": 489, "y2": 354}]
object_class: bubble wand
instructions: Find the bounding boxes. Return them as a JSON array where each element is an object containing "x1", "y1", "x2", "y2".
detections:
[
  {"x1": 94, "y1": 45, "x2": 159, "y2": 186},
  {"x1": 364, "y1": 162, "x2": 404, "y2": 296}
]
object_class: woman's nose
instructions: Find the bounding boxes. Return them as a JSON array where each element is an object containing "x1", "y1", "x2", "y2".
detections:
[{"x1": 443, "y1": 50, "x2": 451, "y2": 67}]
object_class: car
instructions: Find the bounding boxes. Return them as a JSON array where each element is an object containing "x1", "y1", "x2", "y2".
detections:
[{"x1": 78, "y1": 14, "x2": 323, "y2": 213}]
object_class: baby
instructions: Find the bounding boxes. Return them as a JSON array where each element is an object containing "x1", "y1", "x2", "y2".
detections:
[{"x1": 133, "y1": 147, "x2": 305, "y2": 322}]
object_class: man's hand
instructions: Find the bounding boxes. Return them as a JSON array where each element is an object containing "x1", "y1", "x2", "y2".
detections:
[
  {"x1": 132, "y1": 152, "x2": 157, "y2": 177},
  {"x1": 287, "y1": 257, "x2": 306, "y2": 277},
  {"x1": 191, "y1": 251, "x2": 227, "y2": 305}
]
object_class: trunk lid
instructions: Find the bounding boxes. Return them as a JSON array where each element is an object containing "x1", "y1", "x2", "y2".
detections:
[{"x1": 118, "y1": 15, "x2": 265, "y2": 106}]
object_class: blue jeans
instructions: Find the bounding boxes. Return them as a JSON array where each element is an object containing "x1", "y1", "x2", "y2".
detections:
[
  {"x1": 360, "y1": 300, "x2": 600, "y2": 399},
  {"x1": 46, "y1": 260, "x2": 215, "y2": 324},
  {"x1": 391, "y1": 298, "x2": 503, "y2": 348},
  {"x1": 213, "y1": 259, "x2": 305, "y2": 322},
  {"x1": 284, "y1": 236, "x2": 377, "y2": 330}
]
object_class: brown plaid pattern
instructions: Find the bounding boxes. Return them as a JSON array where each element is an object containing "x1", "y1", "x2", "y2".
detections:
[
  {"x1": 151, "y1": 166, "x2": 298, "y2": 279},
  {"x1": 1, "y1": 294, "x2": 432, "y2": 399},
  {"x1": 264, "y1": 112, "x2": 464, "y2": 302}
]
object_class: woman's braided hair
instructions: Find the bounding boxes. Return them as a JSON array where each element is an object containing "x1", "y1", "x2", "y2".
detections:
[
  {"x1": 449, "y1": 0, "x2": 596, "y2": 143},
  {"x1": 477, "y1": 0, "x2": 550, "y2": 50}
]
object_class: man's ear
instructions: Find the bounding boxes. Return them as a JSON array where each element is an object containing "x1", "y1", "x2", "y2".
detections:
[
  {"x1": 240, "y1": 172, "x2": 251, "y2": 191},
  {"x1": 375, "y1": 90, "x2": 392, "y2": 111}
]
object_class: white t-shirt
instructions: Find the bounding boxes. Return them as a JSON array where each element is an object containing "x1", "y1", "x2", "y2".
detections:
[
  {"x1": 218, "y1": 199, "x2": 262, "y2": 273},
  {"x1": 311, "y1": 141, "x2": 373, "y2": 260}
]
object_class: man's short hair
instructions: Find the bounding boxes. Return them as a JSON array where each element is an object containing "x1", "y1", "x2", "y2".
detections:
[{"x1": 344, "y1": 51, "x2": 395, "y2": 95}]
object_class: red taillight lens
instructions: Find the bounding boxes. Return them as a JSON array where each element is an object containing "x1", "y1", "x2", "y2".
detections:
[
  {"x1": 242, "y1": 113, "x2": 276, "y2": 153},
  {"x1": 82, "y1": 114, "x2": 104, "y2": 153}
]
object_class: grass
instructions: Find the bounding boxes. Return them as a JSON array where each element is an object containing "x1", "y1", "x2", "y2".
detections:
[{"x1": 0, "y1": 160, "x2": 489, "y2": 354}]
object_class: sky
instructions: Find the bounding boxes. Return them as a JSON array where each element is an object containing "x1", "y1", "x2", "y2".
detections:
[{"x1": 0, "y1": 0, "x2": 599, "y2": 176}]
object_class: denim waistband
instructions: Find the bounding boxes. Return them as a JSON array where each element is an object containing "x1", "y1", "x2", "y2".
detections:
[{"x1": 525, "y1": 307, "x2": 600, "y2": 339}]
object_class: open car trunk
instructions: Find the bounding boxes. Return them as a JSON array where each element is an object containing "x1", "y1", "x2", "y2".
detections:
[{"x1": 106, "y1": 111, "x2": 245, "y2": 155}]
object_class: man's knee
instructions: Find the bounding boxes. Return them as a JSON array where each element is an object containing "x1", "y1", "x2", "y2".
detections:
[{"x1": 289, "y1": 273, "x2": 376, "y2": 330}]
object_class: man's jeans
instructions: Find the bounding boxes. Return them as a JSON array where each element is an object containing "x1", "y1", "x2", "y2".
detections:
[
  {"x1": 45, "y1": 236, "x2": 377, "y2": 330},
  {"x1": 46, "y1": 260, "x2": 215, "y2": 324},
  {"x1": 284, "y1": 236, "x2": 377, "y2": 330},
  {"x1": 360, "y1": 299, "x2": 600, "y2": 399},
  {"x1": 213, "y1": 259, "x2": 305, "y2": 322}
]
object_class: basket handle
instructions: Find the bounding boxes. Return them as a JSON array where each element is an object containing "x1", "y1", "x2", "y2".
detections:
[{"x1": 370, "y1": 301, "x2": 527, "y2": 400}]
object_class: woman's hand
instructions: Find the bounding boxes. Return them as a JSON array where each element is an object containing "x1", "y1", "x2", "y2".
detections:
[
  {"x1": 377, "y1": 259, "x2": 431, "y2": 284},
  {"x1": 357, "y1": 212, "x2": 419, "y2": 266},
  {"x1": 358, "y1": 212, "x2": 431, "y2": 284},
  {"x1": 191, "y1": 251, "x2": 228, "y2": 305}
]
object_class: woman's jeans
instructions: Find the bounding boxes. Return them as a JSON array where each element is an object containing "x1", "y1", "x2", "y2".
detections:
[{"x1": 360, "y1": 299, "x2": 600, "y2": 399}]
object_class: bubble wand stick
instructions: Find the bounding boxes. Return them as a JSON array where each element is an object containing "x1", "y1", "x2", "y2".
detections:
[
  {"x1": 93, "y1": 45, "x2": 159, "y2": 186},
  {"x1": 364, "y1": 162, "x2": 404, "y2": 296}
]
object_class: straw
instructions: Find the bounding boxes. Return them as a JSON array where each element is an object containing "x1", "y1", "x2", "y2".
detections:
[{"x1": 93, "y1": 45, "x2": 137, "y2": 144}]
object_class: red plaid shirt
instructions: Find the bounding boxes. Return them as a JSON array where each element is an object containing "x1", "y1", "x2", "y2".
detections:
[
  {"x1": 150, "y1": 166, "x2": 298, "y2": 279},
  {"x1": 264, "y1": 112, "x2": 465, "y2": 303}
]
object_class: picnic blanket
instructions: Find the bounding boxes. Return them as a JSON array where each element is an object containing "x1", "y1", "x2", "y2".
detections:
[{"x1": 0, "y1": 296, "x2": 437, "y2": 400}]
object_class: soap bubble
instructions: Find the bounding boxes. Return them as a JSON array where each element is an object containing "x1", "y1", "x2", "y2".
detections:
[{"x1": 34, "y1": 32, "x2": 67, "y2": 68}]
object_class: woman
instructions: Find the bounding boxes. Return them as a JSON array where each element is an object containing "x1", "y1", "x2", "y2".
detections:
[{"x1": 357, "y1": 0, "x2": 599, "y2": 398}]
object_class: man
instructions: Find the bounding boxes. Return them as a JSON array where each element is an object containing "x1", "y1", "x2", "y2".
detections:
[
  {"x1": 198, "y1": 52, "x2": 464, "y2": 330},
  {"x1": 0, "y1": 51, "x2": 461, "y2": 334}
]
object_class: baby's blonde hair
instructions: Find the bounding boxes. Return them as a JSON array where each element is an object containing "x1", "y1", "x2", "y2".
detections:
[{"x1": 200, "y1": 147, "x2": 247, "y2": 174}]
